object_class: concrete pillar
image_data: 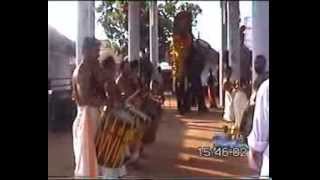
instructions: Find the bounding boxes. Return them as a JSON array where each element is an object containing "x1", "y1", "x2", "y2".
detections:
[
  {"x1": 76, "y1": 1, "x2": 95, "y2": 65},
  {"x1": 128, "y1": 1, "x2": 140, "y2": 62},
  {"x1": 149, "y1": 1, "x2": 159, "y2": 67},
  {"x1": 220, "y1": 0, "x2": 228, "y2": 107},
  {"x1": 252, "y1": 1, "x2": 269, "y2": 80},
  {"x1": 221, "y1": 1, "x2": 228, "y2": 53},
  {"x1": 227, "y1": 1, "x2": 240, "y2": 81}
]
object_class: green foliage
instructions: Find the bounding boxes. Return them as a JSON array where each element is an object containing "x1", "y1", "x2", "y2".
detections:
[{"x1": 96, "y1": 1, "x2": 202, "y2": 58}]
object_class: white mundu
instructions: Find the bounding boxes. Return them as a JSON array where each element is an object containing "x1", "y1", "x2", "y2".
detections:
[
  {"x1": 73, "y1": 106, "x2": 100, "y2": 177},
  {"x1": 223, "y1": 91, "x2": 234, "y2": 122},
  {"x1": 248, "y1": 79, "x2": 269, "y2": 177},
  {"x1": 232, "y1": 89, "x2": 249, "y2": 129}
]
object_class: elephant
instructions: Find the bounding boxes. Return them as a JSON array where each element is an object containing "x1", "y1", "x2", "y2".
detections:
[{"x1": 181, "y1": 38, "x2": 220, "y2": 113}]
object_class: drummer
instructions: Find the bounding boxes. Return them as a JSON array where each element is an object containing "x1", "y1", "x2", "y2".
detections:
[
  {"x1": 116, "y1": 60, "x2": 140, "y2": 100},
  {"x1": 116, "y1": 59, "x2": 145, "y2": 165},
  {"x1": 97, "y1": 53, "x2": 129, "y2": 178},
  {"x1": 99, "y1": 53, "x2": 121, "y2": 109}
]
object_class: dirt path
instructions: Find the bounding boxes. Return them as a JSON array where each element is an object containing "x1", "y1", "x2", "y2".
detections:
[{"x1": 48, "y1": 97, "x2": 256, "y2": 178}]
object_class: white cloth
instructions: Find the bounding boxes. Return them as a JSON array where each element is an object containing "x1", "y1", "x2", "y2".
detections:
[
  {"x1": 248, "y1": 79, "x2": 269, "y2": 177},
  {"x1": 73, "y1": 106, "x2": 100, "y2": 177},
  {"x1": 249, "y1": 90, "x2": 257, "y2": 106},
  {"x1": 223, "y1": 91, "x2": 234, "y2": 122},
  {"x1": 99, "y1": 165, "x2": 127, "y2": 179},
  {"x1": 232, "y1": 90, "x2": 249, "y2": 128}
]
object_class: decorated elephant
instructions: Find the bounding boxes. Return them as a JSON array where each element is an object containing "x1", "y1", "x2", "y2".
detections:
[{"x1": 170, "y1": 11, "x2": 219, "y2": 114}]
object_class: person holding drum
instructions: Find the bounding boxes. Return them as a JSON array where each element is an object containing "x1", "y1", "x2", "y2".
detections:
[
  {"x1": 95, "y1": 53, "x2": 132, "y2": 178},
  {"x1": 71, "y1": 37, "x2": 109, "y2": 177},
  {"x1": 115, "y1": 60, "x2": 147, "y2": 165}
]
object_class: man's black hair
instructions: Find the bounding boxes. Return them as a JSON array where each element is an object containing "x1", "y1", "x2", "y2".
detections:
[
  {"x1": 130, "y1": 59, "x2": 139, "y2": 70},
  {"x1": 101, "y1": 55, "x2": 115, "y2": 69},
  {"x1": 255, "y1": 55, "x2": 267, "y2": 74},
  {"x1": 120, "y1": 60, "x2": 129, "y2": 71},
  {"x1": 82, "y1": 37, "x2": 100, "y2": 52},
  {"x1": 255, "y1": 55, "x2": 267, "y2": 63}
]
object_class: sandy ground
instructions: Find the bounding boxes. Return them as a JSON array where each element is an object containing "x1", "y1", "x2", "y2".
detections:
[{"x1": 48, "y1": 96, "x2": 256, "y2": 178}]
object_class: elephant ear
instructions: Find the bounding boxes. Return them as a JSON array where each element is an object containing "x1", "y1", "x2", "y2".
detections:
[{"x1": 193, "y1": 39, "x2": 219, "y2": 68}]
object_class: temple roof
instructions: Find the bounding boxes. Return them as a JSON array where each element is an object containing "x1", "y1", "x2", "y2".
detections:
[{"x1": 48, "y1": 25, "x2": 75, "y2": 57}]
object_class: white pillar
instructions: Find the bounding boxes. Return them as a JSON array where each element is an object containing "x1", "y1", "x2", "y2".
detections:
[
  {"x1": 220, "y1": 1, "x2": 228, "y2": 107},
  {"x1": 128, "y1": 1, "x2": 140, "y2": 62},
  {"x1": 252, "y1": 1, "x2": 269, "y2": 80},
  {"x1": 76, "y1": 1, "x2": 95, "y2": 65},
  {"x1": 149, "y1": 1, "x2": 159, "y2": 67},
  {"x1": 227, "y1": 1, "x2": 240, "y2": 81}
]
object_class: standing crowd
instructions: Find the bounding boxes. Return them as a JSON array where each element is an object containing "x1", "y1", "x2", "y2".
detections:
[{"x1": 222, "y1": 54, "x2": 269, "y2": 176}]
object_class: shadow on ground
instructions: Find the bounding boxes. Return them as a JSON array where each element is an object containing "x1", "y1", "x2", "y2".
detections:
[{"x1": 48, "y1": 97, "x2": 256, "y2": 178}]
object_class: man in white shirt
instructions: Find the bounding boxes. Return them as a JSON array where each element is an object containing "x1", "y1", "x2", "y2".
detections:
[{"x1": 247, "y1": 79, "x2": 269, "y2": 177}]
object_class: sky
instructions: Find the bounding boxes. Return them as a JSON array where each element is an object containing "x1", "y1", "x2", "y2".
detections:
[{"x1": 48, "y1": 1, "x2": 251, "y2": 51}]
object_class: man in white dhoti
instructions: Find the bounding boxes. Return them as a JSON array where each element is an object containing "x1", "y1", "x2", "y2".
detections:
[
  {"x1": 71, "y1": 37, "x2": 107, "y2": 177},
  {"x1": 232, "y1": 81, "x2": 249, "y2": 130},
  {"x1": 247, "y1": 79, "x2": 269, "y2": 177},
  {"x1": 223, "y1": 66, "x2": 234, "y2": 122}
]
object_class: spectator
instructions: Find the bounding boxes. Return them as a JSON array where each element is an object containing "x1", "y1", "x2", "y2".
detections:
[
  {"x1": 223, "y1": 66, "x2": 234, "y2": 122},
  {"x1": 207, "y1": 68, "x2": 218, "y2": 108},
  {"x1": 248, "y1": 79, "x2": 269, "y2": 176}
]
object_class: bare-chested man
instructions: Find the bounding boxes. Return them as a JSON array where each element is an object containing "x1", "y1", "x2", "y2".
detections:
[
  {"x1": 116, "y1": 60, "x2": 145, "y2": 165},
  {"x1": 71, "y1": 37, "x2": 107, "y2": 177},
  {"x1": 116, "y1": 60, "x2": 140, "y2": 99},
  {"x1": 96, "y1": 53, "x2": 128, "y2": 178}
]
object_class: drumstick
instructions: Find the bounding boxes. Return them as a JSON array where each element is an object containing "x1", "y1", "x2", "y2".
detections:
[{"x1": 125, "y1": 89, "x2": 141, "y2": 105}]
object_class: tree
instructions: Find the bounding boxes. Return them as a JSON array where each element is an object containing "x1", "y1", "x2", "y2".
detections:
[{"x1": 96, "y1": 0, "x2": 202, "y2": 59}]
